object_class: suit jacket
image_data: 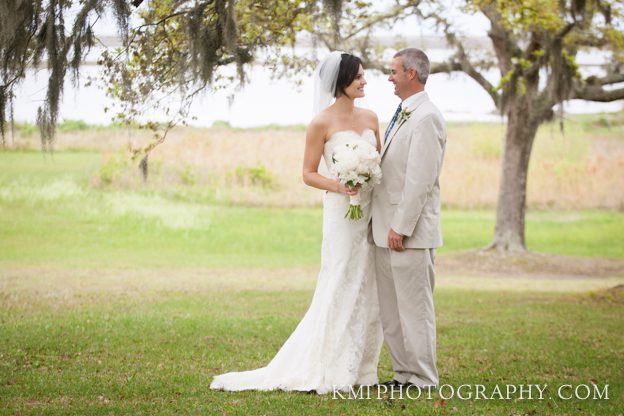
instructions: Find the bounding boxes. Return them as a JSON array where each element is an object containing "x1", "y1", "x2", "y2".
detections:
[{"x1": 370, "y1": 91, "x2": 447, "y2": 249}]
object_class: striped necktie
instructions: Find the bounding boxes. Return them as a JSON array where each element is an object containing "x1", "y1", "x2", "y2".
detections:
[{"x1": 384, "y1": 103, "x2": 402, "y2": 144}]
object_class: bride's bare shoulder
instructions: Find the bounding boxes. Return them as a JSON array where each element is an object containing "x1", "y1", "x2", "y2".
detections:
[
  {"x1": 357, "y1": 108, "x2": 379, "y2": 123},
  {"x1": 307, "y1": 110, "x2": 332, "y2": 136}
]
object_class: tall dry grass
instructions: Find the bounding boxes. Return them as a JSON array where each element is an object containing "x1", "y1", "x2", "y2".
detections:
[
  {"x1": 442, "y1": 120, "x2": 624, "y2": 210},
  {"x1": 11, "y1": 114, "x2": 624, "y2": 209}
]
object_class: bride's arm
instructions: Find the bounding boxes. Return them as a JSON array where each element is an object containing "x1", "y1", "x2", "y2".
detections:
[
  {"x1": 373, "y1": 115, "x2": 381, "y2": 152},
  {"x1": 302, "y1": 120, "x2": 354, "y2": 195}
]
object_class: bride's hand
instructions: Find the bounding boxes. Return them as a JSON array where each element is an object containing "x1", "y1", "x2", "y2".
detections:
[{"x1": 337, "y1": 183, "x2": 361, "y2": 196}]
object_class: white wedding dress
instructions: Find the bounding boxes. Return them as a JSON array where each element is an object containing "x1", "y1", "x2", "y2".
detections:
[{"x1": 210, "y1": 129, "x2": 383, "y2": 394}]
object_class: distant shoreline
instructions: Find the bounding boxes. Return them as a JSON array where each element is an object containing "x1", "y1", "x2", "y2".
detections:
[{"x1": 8, "y1": 111, "x2": 622, "y2": 130}]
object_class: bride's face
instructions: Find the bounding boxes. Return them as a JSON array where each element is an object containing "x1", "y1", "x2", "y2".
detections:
[{"x1": 344, "y1": 65, "x2": 366, "y2": 99}]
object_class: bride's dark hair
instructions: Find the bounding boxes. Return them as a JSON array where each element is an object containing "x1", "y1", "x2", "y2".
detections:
[{"x1": 335, "y1": 53, "x2": 362, "y2": 98}]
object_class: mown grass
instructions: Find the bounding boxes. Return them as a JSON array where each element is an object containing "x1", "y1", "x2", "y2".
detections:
[{"x1": 1, "y1": 275, "x2": 622, "y2": 415}]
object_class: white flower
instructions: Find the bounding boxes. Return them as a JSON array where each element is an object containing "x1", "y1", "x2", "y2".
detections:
[
  {"x1": 330, "y1": 140, "x2": 382, "y2": 220},
  {"x1": 331, "y1": 140, "x2": 382, "y2": 188},
  {"x1": 397, "y1": 108, "x2": 412, "y2": 124}
]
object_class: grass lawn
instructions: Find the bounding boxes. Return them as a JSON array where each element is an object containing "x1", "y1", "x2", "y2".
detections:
[
  {"x1": 1, "y1": 149, "x2": 623, "y2": 414},
  {"x1": 1, "y1": 271, "x2": 622, "y2": 415},
  {"x1": 2, "y1": 195, "x2": 623, "y2": 268}
]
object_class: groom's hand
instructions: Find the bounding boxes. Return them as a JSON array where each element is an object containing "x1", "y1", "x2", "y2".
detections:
[{"x1": 387, "y1": 229, "x2": 405, "y2": 251}]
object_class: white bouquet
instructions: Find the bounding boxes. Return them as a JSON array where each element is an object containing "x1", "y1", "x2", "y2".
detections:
[{"x1": 331, "y1": 141, "x2": 382, "y2": 220}]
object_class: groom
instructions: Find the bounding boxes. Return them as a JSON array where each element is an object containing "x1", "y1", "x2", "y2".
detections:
[{"x1": 370, "y1": 48, "x2": 447, "y2": 388}]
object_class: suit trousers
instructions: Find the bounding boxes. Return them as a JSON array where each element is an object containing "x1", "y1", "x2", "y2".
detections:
[{"x1": 375, "y1": 246, "x2": 439, "y2": 387}]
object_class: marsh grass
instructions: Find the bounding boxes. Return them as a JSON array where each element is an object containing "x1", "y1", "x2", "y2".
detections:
[{"x1": 7, "y1": 113, "x2": 624, "y2": 209}]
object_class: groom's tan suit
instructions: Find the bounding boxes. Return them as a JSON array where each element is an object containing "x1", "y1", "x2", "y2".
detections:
[{"x1": 370, "y1": 91, "x2": 446, "y2": 387}]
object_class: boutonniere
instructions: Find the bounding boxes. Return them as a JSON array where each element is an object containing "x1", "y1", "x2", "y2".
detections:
[{"x1": 397, "y1": 108, "x2": 412, "y2": 123}]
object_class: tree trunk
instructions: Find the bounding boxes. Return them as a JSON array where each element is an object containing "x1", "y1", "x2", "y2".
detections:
[
  {"x1": 488, "y1": 101, "x2": 540, "y2": 252},
  {"x1": 139, "y1": 155, "x2": 149, "y2": 182}
]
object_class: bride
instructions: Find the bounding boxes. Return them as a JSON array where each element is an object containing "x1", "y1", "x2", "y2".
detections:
[{"x1": 210, "y1": 52, "x2": 383, "y2": 394}]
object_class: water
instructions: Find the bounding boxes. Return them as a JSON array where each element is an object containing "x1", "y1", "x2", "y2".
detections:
[{"x1": 12, "y1": 49, "x2": 622, "y2": 127}]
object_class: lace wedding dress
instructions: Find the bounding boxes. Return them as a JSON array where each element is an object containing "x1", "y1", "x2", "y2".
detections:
[{"x1": 210, "y1": 129, "x2": 383, "y2": 394}]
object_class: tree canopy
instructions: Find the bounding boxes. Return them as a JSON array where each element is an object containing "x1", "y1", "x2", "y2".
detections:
[{"x1": 0, "y1": 0, "x2": 317, "y2": 151}]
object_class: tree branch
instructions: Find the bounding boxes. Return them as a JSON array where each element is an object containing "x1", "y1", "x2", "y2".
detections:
[
  {"x1": 413, "y1": 7, "x2": 499, "y2": 106},
  {"x1": 132, "y1": 0, "x2": 215, "y2": 33},
  {"x1": 430, "y1": 61, "x2": 461, "y2": 74},
  {"x1": 430, "y1": 55, "x2": 499, "y2": 105},
  {"x1": 480, "y1": 3, "x2": 520, "y2": 75},
  {"x1": 556, "y1": 22, "x2": 577, "y2": 42},
  {"x1": 316, "y1": 32, "x2": 334, "y2": 50},
  {"x1": 571, "y1": 85, "x2": 624, "y2": 102},
  {"x1": 342, "y1": 1, "x2": 420, "y2": 41},
  {"x1": 585, "y1": 73, "x2": 624, "y2": 86},
  {"x1": 454, "y1": 44, "x2": 499, "y2": 105}
]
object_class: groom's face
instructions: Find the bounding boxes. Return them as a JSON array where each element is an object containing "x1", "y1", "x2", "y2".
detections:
[{"x1": 388, "y1": 57, "x2": 411, "y2": 99}]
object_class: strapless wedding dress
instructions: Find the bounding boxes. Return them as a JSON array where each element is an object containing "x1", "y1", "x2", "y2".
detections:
[{"x1": 210, "y1": 129, "x2": 383, "y2": 394}]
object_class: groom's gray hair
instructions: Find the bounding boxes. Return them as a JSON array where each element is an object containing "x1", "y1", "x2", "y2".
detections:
[{"x1": 394, "y1": 48, "x2": 430, "y2": 85}]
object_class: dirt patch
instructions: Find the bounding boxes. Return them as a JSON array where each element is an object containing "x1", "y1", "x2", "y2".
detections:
[
  {"x1": 438, "y1": 250, "x2": 624, "y2": 279},
  {"x1": 1, "y1": 253, "x2": 623, "y2": 308}
]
